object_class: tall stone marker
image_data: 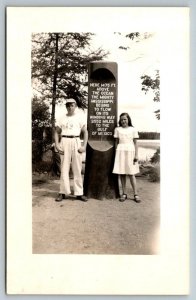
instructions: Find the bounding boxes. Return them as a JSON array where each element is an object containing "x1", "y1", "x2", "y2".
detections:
[{"x1": 84, "y1": 62, "x2": 119, "y2": 200}]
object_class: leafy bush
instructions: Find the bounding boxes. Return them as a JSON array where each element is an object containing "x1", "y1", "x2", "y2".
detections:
[
  {"x1": 32, "y1": 140, "x2": 43, "y2": 163},
  {"x1": 139, "y1": 162, "x2": 160, "y2": 182},
  {"x1": 148, "y1": 164, "x2": 160, "y2": 182},
  {"x1": 32, "y1": 160, "x2": 52, "y2": 173},
  {"x1": 32, "y1": 96, "x2": 50, "y2": 129},
  {"x1": 150, "y1": 147, "x2": 160, "y2": 164},
  {"x1": 32, "y1": 127, "x2": 53, "y2": 164}
]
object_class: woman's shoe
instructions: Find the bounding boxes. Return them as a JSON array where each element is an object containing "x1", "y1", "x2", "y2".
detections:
[
  {"x1": 134, "y1": 194, "x2": 141, "y2": 203},
  {"x1": 119, "y1": 194, "x2": 127, "y2": 202}
]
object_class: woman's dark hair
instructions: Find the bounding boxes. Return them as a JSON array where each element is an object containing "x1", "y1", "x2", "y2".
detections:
[{"x1": 119, "y1": 113, "x2": 133, "y2": 127}]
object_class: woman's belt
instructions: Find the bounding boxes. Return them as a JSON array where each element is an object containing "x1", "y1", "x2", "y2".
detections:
[{"x1": 62, "y1": 135, "x2": 80, "y2": 138}]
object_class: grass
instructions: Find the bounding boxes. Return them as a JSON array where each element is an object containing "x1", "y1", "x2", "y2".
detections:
[
  {"x1": 139, "y1": 148, "x2": 160, "y2": 182},
  {"x1": 32, "y1": 177, "x2": 49, "y2": 185}
]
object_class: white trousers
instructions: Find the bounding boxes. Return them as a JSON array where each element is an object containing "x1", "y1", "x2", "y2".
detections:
[{"x1": 59, "y1": 137, "x2": 83, "y2": 196}]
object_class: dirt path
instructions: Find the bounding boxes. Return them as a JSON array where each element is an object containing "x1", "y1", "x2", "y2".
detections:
[{"x1": 32, "y1": 175, "x2": 160, "y2": 254}]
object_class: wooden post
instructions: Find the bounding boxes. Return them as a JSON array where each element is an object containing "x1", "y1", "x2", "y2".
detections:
[{"x1": 84, "y1": 62, "x2": 119, "y2": 200}]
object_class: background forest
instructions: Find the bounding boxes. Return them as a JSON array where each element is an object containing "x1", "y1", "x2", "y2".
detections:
[{"x1": 32, "y1": 32, "x2": 160, "y2": 180}]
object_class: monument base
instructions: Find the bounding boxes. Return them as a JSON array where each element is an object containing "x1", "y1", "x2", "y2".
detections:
[{"x1": 84, "y1": 141, "x2": 119, "y2": 200}]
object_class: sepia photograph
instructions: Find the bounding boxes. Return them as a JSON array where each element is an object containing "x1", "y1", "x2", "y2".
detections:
[
  {"x1": 7, "y1": 7, "x2": 189, "y2": 295},
  {"x1": 32, "y1": 32, "x2": 160, "y2": 255}
]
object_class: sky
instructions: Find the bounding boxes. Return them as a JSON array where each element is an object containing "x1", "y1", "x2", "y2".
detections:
[
  {"x1": 92, "y1": 32, "x2": 160, "y2": 132},
  {"x1": 55, "y1": 32, "x2": 160, "y2": 132}
]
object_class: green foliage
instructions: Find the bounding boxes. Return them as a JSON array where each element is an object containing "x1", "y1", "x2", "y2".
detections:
[
  {"x1": 117, "y1": 32, "x2": 140, "y2": 50},
  {"x1": 148, "y1": 164, "x2": 160, "y2": 182},
  {"x1": 125, "y1": 32, "x2": 140, "y2": 40},
  {"x1": 32, "y1": 96, "x2": 51, "y2": 129},
  {"x1": 32, "y1": 160, "x2": 52, "y2": 173},
  {"x1": 32, "y1": 127, "x2": 43, "y2": 140},
  {"x1": 32, "y1": 140, "x2": 43, "y2": 163},
  {"x1": 138, "y1": 132, "x2": 160, "y2": 140},
  {"x1": 141, "y1": 70, "x2": 160, "y2": 120},
  {"x1": 141, "y1": 71, "x2": 160, "y2": 100},
  {"x1": 150, "y1": 147, "x2": 160, "y2": 164},
  {"x1": 116, "y1": 32, "x2": 154, "y2": 50},
  {"x1": 32, "y1": 32, "x2": 108, "y2": 112},
  {"x1": 32, "y1": 96, "x2": 52, "y2": 162},
  {"x1": 139, "y1": 163, "x2": 160, "y2": 182}
]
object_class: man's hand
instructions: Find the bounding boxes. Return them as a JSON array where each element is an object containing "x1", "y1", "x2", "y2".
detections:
[
  {"x1": 56, "y1": 144, "x2": 64, "y2": 155},
  {"x1": 78, "y1": 146, "x2": 86, "y2": 153}
]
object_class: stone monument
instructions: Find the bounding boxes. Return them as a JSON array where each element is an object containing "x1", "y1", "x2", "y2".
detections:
[{"x1": 84, "y1": 61, "x2": 119, "y2": 200}]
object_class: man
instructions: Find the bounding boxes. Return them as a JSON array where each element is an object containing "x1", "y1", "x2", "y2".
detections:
[{"x1": 54, "y1": 98, "x2": 88, "y2": 202}]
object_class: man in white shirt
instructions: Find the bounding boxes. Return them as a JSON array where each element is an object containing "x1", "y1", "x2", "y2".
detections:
[{"x1": 54, "y1": 98, "x2": 88, "y2": 202}]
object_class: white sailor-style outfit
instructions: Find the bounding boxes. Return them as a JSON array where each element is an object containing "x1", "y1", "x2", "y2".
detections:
[{"x1": 56, "y1": 113, "x2": 86, "y2": 196}]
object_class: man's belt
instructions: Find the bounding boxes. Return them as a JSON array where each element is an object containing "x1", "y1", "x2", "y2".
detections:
[{"x1": 62, "y1": 135, "x2": 80, "y2": 138}]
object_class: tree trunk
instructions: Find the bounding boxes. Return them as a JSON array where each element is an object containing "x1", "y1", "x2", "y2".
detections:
[
  {"x1": 50, "y1": 34, "x2": 60, "y2": 177},
  {"x1": 51, "y1": 33, "x2": 59, "y2": 132}
]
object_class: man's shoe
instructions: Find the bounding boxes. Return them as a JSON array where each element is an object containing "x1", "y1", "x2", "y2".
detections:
[
  {"x1": 76, "y1": 195, "x2": 88, "y2": 202},
  {"x1": 55, "y1": 194, "x2": 65, "y2": 202}
]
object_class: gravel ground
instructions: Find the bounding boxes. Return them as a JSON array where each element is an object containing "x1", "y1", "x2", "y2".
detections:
[{"x1": 32, "y1": 174, "x2": 160, "y2": 255}]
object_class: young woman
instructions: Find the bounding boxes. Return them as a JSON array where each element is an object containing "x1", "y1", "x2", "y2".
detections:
[{"x1": 113, "y1": 112, "x2": 141, "y2": 203}]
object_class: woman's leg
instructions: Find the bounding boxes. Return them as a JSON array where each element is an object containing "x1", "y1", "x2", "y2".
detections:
[
  {"x1": 120, "y1": 174, "x2": 127, "y2": 195},
  {"x1": 129, "y1": 175, "x2": 137, "y2": 195}
]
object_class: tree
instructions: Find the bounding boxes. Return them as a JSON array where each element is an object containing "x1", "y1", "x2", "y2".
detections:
[
  {"x1": 140, "y1": 70, "x2": 160, "y2": 171},
  {"x1": 32, "y1": 95, "x2": 51, "y2": 134},
  {"x1": 141, "y1": 70, "x2": 160, "y2": 120},
  {"x1": 115, "y1": 32, "x2": 154, "y2": 51},
  {"x1": 32, "y1": 95, "x2": 51, "y2": 162},
  {"x1": 32, "y1": 33, "x2": 108, "y2": 129}
]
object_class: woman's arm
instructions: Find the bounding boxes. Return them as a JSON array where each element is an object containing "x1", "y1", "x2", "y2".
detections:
[
  {"x1": 114, "y1": 138, "x2": 119, "y2": 149},
  {"x1": 133, "y1": 138, "x2": 138, "y2": 162}
]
